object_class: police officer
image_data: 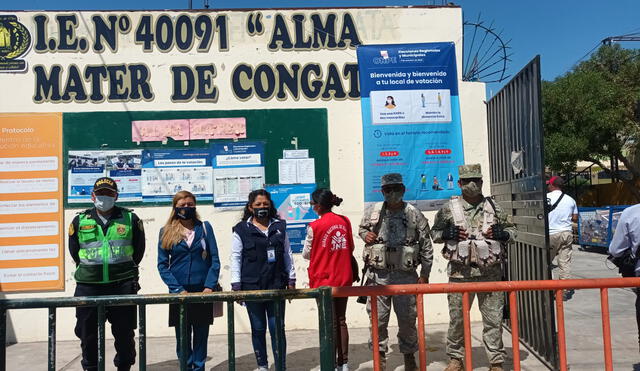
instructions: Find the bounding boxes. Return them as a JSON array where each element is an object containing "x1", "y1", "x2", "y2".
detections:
[
  {"x1": 68, "y1": 177, "x2": 146, "y2": 371},
  {"x1": 431, "y1": 164, "x2": 516, "y2": 371},
  {"x1": 358, "y1": 173, "x2": 433, "y2": 371}
]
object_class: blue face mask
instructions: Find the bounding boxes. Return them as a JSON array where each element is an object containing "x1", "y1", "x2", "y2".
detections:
[{"x1": 94, "y1": 195, "x2": 116, "y2": 212}]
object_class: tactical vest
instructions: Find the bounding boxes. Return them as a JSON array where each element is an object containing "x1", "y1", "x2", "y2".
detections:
[
  {"x1": 362, "y1": 202, "x2": 421, "y2": 271},
  {"x1": 441, "y1": 196, "x2": 504, "y2": 267},
  {"x1": 233, "y1": 220, "x2": 288, "y2": 290},
  {"x1": 75, "y1": 210, "x2": 136, "y2": 283}
]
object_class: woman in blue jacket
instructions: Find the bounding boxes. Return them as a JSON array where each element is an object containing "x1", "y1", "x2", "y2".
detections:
[{"x1": 157, "y1": 190, "x2": 220, "y2": 371}]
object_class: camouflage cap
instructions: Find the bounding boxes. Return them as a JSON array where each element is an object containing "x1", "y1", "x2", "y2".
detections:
[
  {"x1": 381, "y1": 173, "x2": 403, "y2": 186},
  {"x1": 458, "y1": 164, "x2": 483, "y2": 179}
]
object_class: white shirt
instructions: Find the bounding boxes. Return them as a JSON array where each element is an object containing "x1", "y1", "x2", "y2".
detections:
[
  {"x1": 609, "y1": 204, "x2": 640, "y2": 273},
  {"x1": 230, "y1": 218, "x2": 296, "y2": 284},
  {"x1": 547, "y1": 190, "x2": 578, "y2": 234}
]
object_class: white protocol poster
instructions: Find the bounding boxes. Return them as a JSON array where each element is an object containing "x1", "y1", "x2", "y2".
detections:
[{"x1": 212, "y1": 142, "x2": 265, "y2": 208}]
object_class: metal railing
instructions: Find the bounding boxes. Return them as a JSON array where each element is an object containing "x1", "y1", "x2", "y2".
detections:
[
  {"x1": 0, "y1": 287, "x2": 335, "y2": 371},
  {"x1": 332, "y1": 277, "x2": 640, "y2": 371}
]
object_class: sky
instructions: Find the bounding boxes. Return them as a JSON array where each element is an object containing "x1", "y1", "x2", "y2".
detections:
[{"x1": 2, "y1": 0, "x2": 639, "y2": 93}]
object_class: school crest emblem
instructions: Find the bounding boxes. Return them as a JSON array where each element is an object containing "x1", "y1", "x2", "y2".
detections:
[{"x1": 0, "y1": 15, "x2": 31, "y2": 72}]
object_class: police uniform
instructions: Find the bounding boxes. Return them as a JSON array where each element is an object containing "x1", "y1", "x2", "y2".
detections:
[
  {"x1": 431, "y1": 164, "x2": 516, "y2": 371},
  {"x1": 358, "y1": 173, "x2": 433, "y2": 370},
  {"x1": 68, "y1": 178, "x2": 145, "y2": 371}
]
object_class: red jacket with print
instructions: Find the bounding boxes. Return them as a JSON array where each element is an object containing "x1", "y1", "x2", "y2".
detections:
[{"x1": 308, "y1": 212, "x2": 355, "y2": 288}]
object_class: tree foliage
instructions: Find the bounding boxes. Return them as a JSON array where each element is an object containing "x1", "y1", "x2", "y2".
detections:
[{"x1": 543, "y1": 45, "x2": 640, "y2": 198}]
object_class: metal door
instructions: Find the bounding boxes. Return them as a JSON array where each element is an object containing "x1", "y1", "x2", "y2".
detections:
[{"x1": 486, "y1": 56, "x2": 558, "y2": 369}]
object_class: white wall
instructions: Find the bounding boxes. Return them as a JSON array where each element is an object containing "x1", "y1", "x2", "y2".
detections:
[{"x1": 0, "y1": 7, "x2": 490, "y2": 342}]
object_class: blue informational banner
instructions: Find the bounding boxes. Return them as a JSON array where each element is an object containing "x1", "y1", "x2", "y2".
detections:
[
  {"x1": 357, "y1": 42, "x2": 465, "y2": 210},
  {"x1": 266, "y1": 184, "x2": 319, "y2": 253},
  {"x1": 211, "y1": 142, "x2": 266, "y2": 208},
  {"x1": 141, "y1": 149, "x2": 213, "y2": 202}
]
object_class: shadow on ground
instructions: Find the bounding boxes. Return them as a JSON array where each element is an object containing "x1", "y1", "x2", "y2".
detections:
[{"x1": 144, "y1": 329, "x2": 532, "y2": 371}]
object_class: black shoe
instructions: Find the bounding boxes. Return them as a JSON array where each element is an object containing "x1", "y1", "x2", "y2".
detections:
[{"x1": 563, "y1": 289, "x2": 575, "y2": 301}]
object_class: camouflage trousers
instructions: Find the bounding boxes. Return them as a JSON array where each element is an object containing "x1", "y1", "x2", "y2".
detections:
[
  {"x1": 365, "y1": 268, "x2": 418, "y2": 354},
  {"x1": 446, "y1": 272, "x2": 506, "y2": 364}
]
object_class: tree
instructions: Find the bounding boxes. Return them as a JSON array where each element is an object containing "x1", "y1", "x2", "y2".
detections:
[{"x1": 543, "y1": 45, "x2": 640, "y2": 200}]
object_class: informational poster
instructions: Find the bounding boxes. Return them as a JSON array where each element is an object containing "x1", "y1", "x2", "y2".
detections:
[
  {"x1": 357, "y1": 42, "x2": 465, "y2": 210},
  {"x1": 0, "y1": 113, "x2": 64, "y2": 292},
  {"x1": 212, "y1": 142, "x2": 265, "y2": 208},
  {"x1": 266, "y1": 184, "x2": 319, "y2": 253},
  {"x1": 105, "y1": 150, "x2": 142, "y2": 202},
  {"x1": 278, "y1": 149, "x2": 316, "y2": 185},
  {"x1": 141, "y1": 149, "x2": 213, "y2": 202},
  {"x1": 67, "y1": 151, "x2": 106, "y2": 203},
  {"x1": 67, "y1": 150, "x2": 142, "y2": 203}
]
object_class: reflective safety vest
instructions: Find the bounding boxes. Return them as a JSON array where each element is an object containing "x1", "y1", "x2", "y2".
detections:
[{"x1": 75, "y1": 210, "x2": 136, "y2": 283}]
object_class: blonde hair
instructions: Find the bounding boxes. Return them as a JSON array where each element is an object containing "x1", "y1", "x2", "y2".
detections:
[{"x1": 160, "y1": 191, "x2": 200, "y2": 250}]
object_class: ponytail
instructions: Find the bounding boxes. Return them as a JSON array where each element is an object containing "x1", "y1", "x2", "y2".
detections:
[{"x1": 311, "y1": 188, "x2": 343, "y2": 211}]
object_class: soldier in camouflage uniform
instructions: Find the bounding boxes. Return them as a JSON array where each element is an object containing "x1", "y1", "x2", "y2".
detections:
[
  {"x1": 431, "y1": 164, "x2": 516, "y2": 371},
  {"x1": 359, "y1": 173, "x2": 433, "y2": 371}
]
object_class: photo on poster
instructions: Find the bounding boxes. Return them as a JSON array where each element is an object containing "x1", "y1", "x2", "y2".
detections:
[
  {"x1": 67, "y1": 151, "x2": 106, "y2": 203},
  {"x1": 105, "y1": 150, "x2": 142, "y2": 202},
  {"x1": 370, "y1": 89, "x2": 451, "y2": 125},
  {"x1": 141, "y1": 150, "x2": 213, "y2": 203}
]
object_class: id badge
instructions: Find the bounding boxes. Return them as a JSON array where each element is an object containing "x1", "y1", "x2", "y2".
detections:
[{"x1": 267, "y1": 248, "x2": 276, "y2": 263}]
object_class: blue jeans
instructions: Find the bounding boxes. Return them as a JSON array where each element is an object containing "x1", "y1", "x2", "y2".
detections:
[
  {"x1": 174, "y1": 324, "x2": 210, "y2": 371},
  {"x1": 245, "y1": 301, "x2": 286, "y2": 369}
]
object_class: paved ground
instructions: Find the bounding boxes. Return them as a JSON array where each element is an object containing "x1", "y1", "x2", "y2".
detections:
[{"x1": 6, "y1": 245, "x2": 640, "y2": 370}]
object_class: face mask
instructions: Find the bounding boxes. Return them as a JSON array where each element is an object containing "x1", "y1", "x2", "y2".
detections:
[
  {"x1": 386, "y1": 99, "x2": 392, "y2": 104},
  {"x1": 254, "y1": 207, "x2": 270, "y2": 219},
  {"x1": 383, "y1": 190, "x2": 404, "y2": 204},
  {"x1": 94, "y1": 195, "x2": 116, "y2": 212},
  {"x1": 175, "y1": 207, "x2": 196, "y2": 220},
  {"x1": 461, "y1": 181, "x2": 482, "y2": 198}
]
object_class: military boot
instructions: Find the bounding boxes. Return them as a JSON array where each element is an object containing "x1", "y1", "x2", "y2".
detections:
[
  {"x1": 403, "y1": 353, "x2": 418, "y2": 371},
  {"x1": 444, "y1": 358, "x2": 463, "y2": 371},
  {"x1": 489, "y1": 363, "x2": 504, "y2": 371}
]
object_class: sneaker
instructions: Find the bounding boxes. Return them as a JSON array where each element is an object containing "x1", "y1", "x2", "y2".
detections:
[
  {"x1": 444, "y1": 358, "x2": 463, "y2": 371},
  {"x1": 489, "y1": 363, "x2": 504, "y2": 371},
  {"x1": 403, "y1": 353, "x2": 418, "y2": 371},
  {"x1": 335, "y1": 364, "x2": 349, "y2": 371},
  {"x1": 256, "y1": 366, "x2": 268, "y2": 371}
]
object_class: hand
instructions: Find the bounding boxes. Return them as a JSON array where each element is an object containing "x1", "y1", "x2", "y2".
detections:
[
  {"x1": 179, "y1": 290, "x2": 188, "y2": 295},
  {"x1": 458, "y1": 227, "x2": 469, "y2": 241},
  {"x1": 365, "y1": 232, "x2": 378, "y2": 244},
  {"x1": 288, "y1": 284, "x2": 296, "y2": 290},
  {"x1": 417, "y1": 276, "x2": 429, "y2": 284},
  {"x1": 231, "y1": 282, "x2": 241, "y2": 291},
  {"x1": 202, "y1": 288, "x2": 213, "y2": 293},
  {"x1": 486, "y1": 225, "x2": 509, "y2": 242}
]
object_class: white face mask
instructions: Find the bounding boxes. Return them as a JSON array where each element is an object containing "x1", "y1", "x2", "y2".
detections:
[{"x1": 94, "y1": 195, "x2": 116, "y2": 212}]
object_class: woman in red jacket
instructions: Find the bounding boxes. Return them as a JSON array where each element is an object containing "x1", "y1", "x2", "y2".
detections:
[{"x1": 302, "y1": 188, "x2": 355, "y2": 371}]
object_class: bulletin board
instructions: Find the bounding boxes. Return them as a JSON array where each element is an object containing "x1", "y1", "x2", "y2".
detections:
[{"x1": 63, "y1": 108, "x2": 329, "y2": 208}]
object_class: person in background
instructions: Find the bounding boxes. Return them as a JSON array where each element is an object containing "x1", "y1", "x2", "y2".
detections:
[
  {"x1": 230, "y1": 189, "x2": 296, "y2": 371},
  {"x1": 609, "y1": 204, "x2": 640, "y2": 352},
  {"x1": 546, "y1": 176, "x2": 578, "y2": 300},
  {"x1": 157, "y1": 191, "x2": 220, "y2": 371},
  {"x1": 302, "y1": 189, "x2": 356, "y2": 371},
  {"x1": 68, "y1": 177, "x2": 145, "y2": 371}
]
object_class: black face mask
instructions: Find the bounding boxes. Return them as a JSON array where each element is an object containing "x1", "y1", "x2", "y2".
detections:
[
  {"x1": 254, "y1": 207, "x2": 270, "y2": 219},
  {"x1": 175, "y1": 207, "x2": 196, "y2": 220}
]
